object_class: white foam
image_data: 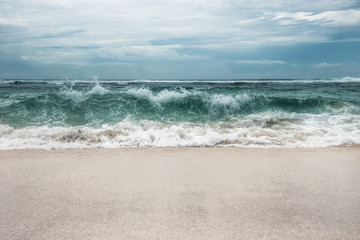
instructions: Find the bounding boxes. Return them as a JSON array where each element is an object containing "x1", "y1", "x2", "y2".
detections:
[
  {"x1": 126, "y1": 87, "x2": 197, "y2": 107},
  {"x1": 58, "y1": 88, "x2": 87, "y2": 106},
  {"x1": 208, "y1": 93, "x2": 251, "y2": 113},
  {"x1": 0, "y1": 98, "x2": 19, "y2": 108},
  {"x1": 57, "y1": 81, "x2": 110, "y2": 106},
  {"x1": 334, "y1": 76, "x2": 360, "y2": 82},
  {"x1": 112, "y1": 77, "x2": 360, "y2": 84},
  {"x1": 88, "y1": 82, "x2": 108, "y2": 95},
  {"x1": 0, "y1": 108, "x2": 359, "y2": 150}
]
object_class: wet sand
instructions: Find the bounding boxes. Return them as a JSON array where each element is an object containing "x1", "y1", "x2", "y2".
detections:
[{"x1": 1, "y1": 147, "x2": 360, "y2": 239}]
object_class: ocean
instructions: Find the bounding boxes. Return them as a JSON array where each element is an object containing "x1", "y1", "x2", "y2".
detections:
[{"x1": 0, "y1": 77, "x2": 359, "y2": 149}]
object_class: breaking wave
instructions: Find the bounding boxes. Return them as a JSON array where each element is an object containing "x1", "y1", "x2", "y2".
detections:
[
  {"x1": 0, "y1": 110, "x2": 359, "y2": 149},
  {"x1": 0, "y1": 77, "x2": 359, "y2": 149}
]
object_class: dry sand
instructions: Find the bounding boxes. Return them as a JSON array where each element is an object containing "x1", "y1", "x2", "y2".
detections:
[{"x1": 0, "y1": 147, "x2": 360, "y2": 240}]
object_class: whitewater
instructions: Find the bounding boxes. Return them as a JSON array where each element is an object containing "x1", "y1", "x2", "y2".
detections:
[{"x1": 0, "y1": 78, "x2": 359, "y2": 149}]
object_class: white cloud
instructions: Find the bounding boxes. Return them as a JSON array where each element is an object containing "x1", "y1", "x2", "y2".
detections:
[
  {"x1": 0, "y1": 17, "x2": 29, "y2": 26},
  {"x1": 97, "y1": 45, "x2": 206, "y2": 61},
  {"x1": 21, "y1": 56, "x2": 31, "y2": 61},
  {"x1": 19, "y1": 44, "x2": 206, "y2": 65},
  {"x1": 273, "y1": 9, "x2": 360, "y2": 26},
  {"x1": 20, "y1": 50, "x2": 90, "y2": 65},
  {"x1": 236, "y1": 59, "x2": 287, "y2": 65},
  {"x1": 237, "y1": 17, "x2": 266, "y2": 25},
  {"x1": 235, "y1": 0, "x2": 356, "y2": 11},
  {"x1": 312, "y1": 62, "x2": 343, "y2": 68}
]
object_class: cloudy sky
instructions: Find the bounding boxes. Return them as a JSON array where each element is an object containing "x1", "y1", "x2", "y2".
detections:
[{"x1": 1, "y1": 0, "x2": 360, "y2": 79}]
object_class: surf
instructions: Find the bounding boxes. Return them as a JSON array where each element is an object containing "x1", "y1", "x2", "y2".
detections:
[{"x1": 0, "y1": 77, "x2": 359, "y2": 149}]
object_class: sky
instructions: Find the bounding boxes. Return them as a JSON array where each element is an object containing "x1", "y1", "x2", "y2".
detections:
[{"x1": 0, "y1": 0, "x2": 360, "y2": 79}]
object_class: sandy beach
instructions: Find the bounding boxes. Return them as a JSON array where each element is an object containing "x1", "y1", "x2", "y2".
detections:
[{"x1": 1, "y1": 147, "x2": 359, "y2": 240}]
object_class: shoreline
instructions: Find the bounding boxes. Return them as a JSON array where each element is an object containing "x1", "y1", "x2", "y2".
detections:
[
  {"x1": 1, "y1": 144, "x2": 359, "y2": 151},
  {"x1": 1, "y1": 147, "x2": 360, "y2": 239}
]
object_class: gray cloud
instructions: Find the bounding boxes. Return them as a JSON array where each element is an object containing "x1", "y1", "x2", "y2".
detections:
[{"x1": 0, "y1": 0, "x2": 359, "y2": 78}]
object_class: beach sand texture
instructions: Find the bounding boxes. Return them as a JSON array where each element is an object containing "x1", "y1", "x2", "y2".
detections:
[{"x1": 1, "y1": 147, "x2": 360, "y2": 239}]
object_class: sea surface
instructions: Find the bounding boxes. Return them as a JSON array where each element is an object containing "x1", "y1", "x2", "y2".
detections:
[{"x1": 0, "y1": 77, "x2": 359, "y2": 149}]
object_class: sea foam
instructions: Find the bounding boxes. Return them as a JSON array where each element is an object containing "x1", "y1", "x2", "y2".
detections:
[
  {"x1": 0, "y1": 109, "x2": 359, "y2": 149},
  {"x1": 0, "y1": 77, "x2": 359, "y2": 149}
]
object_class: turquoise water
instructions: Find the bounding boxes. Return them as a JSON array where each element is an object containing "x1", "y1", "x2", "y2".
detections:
[{"x1": 0, "y1": 78, "x2": 359, "y2": 149}]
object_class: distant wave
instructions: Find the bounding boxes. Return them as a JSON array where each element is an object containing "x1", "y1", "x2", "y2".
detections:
[{"x1": 1, "y1": 76, "x2": 360, "y2": 86}]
